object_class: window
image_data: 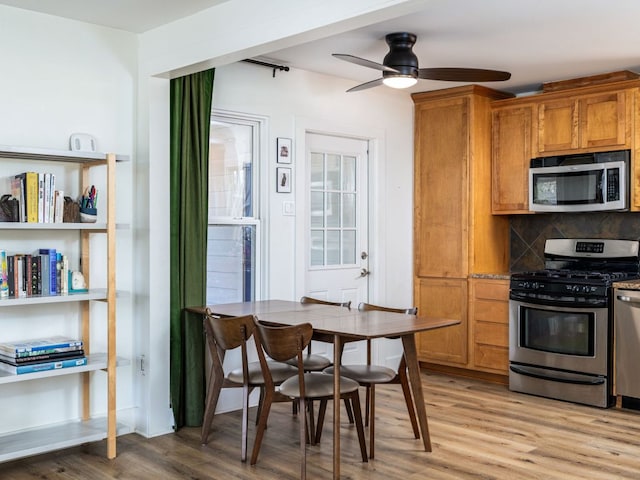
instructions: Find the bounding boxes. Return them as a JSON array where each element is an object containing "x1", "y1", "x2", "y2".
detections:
[
  {"x1": 206, "y1": 113, "x2": 262, "y2": 304},
  {"x1": 309, "y1": 151, "x2": 357, "y2": 267}
]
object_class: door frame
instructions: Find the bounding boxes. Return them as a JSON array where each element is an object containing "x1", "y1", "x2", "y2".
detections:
[{"x1": 294, "y1": 117, "x2": 387, "y2": 304}]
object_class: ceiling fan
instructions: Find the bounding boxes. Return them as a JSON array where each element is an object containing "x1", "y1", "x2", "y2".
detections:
[{"x1": 333, "y1": 32, "x2": 511, "y2": 92}]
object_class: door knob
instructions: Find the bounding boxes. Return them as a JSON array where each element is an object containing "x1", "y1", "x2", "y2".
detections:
[
  {"x1": 361, "y1": 251, "x2": 368, "y2": 260},
  {"x1": 356, "y1": 268, "x2": 371, "y2": 278}
]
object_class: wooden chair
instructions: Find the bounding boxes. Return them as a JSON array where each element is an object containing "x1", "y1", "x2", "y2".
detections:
[
  {"x1": 200, "y1": 310, "x2": 297, "y2": 462},
  {"x1": 251, "y1": 319, "x2": 368, "y2": 479},
  {"x1": 322, "y1": 302, "x2": 420, "y2": 459},
  {"x1": 287, "y1": 295, "x2": 351, "y2": 371}
]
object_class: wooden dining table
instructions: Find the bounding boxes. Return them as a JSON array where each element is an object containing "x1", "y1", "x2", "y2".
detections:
[{"x1": 187, "y1": 300, "x2": 460, "y2": 479}]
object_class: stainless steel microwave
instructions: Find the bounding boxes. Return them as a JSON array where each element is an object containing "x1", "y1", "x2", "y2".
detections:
[{"x1": 529, "y1": 150, "x2": 630, "y2": 212}]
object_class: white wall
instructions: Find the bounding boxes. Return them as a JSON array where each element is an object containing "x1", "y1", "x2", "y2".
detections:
[
  {"x1": 0, "y1": 6, "x2": 137, "y2": 434},
  {"x1": 0, "y1": 0, "x2": 420, "y2": 440}
]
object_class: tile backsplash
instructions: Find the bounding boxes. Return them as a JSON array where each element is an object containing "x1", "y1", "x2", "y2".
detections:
[{"x1": 510, "y1": 212, "x2": 640, "y2": 272}]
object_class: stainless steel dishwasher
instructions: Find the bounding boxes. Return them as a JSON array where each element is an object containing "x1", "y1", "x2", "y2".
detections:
[{"x1": 615, "y1": 288, "x2": 640, "y2": 398}]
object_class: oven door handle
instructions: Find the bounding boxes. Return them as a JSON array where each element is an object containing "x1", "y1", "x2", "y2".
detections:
[
  {"x1": 510, "y1": 365, "x2": 605, "y2": 385},
  {"x1": 617, "y1": 295, "x2": 640, "y2": 306}
]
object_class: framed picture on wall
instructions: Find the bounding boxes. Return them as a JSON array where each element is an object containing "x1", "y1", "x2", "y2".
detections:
[
  {"x1": 277, "y1": 167, "x2": 292, "y2": 193},
  {"x1": 277, "y1": 137, "x2": 292, "y2": 164}
]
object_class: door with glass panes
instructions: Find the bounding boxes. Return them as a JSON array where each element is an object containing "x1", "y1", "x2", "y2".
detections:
[{"x1": 304, "y1": 132, "x2": 369, "y2": 308}]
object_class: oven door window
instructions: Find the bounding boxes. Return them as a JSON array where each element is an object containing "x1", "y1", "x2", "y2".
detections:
[
  {"x1": 532, "y1": 169, "x2": 603, "y2": 206},
  {"x1": 520, "y1": 306, "x2": 595, "y2": 356}
]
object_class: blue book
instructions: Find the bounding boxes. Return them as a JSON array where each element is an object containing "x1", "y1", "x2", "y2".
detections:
[
  {"x1": 39, "y1": 248, "x2": 57, "y2": 295},
  {"x1": 0, "y1": 356, "x2": 87, "y2": 375},
  {"x1": 0, "y1": 336, "x2": 83, "y2": 355}
]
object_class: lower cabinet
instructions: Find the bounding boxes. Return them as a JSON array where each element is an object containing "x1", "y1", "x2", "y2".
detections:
[
  {"x1": 469, "y1": 278, "x2": 510, "y2": 375},
  {"x1": 416, "y1": 276, "x2": 509, "y2": 377},
  {"x1": 415, "y1": 277, "x2": 468, "y2": 365}
]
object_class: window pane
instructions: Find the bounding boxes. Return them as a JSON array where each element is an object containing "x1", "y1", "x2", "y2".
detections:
[
  {"x1": 343, "y1": 156, "x2": 356, "y2": 192},
  {"x1": 310, "y1": 230, "x2": 324, "y2": 266},
  {"x1": 343, "y1": 193, "x2": 355, "y2": 228},
  {"x1": 310, "y1": 152, "x2": 324, "y2": 189},
  {"x1": 326, "y1": 154, "x2": 341, "y2": 190},
  {"x1": 342, "y1": 230, "x2": 356, "y2": 264},
  {"x1": 209, "y1": 121, "x2": 253, "y2": 218},
  {"x1": 327, "y1": 230, "x2": 340, "y2": 265},
  {"x1": 326, "y1": 192, "x2": 341, "y2": 228},
  {"x1": 206, "y1": 225, "x2": 255, "y2": 304},
  {"x1": 310, "y1": 191, "x2": 324, "y2": 228}
]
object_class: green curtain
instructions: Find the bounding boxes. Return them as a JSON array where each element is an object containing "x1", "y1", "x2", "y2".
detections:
[{"x1": 169, "y1": 68, "x2": 215, "y2": 429}]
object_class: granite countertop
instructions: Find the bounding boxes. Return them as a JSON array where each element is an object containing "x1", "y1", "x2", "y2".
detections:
[
  {"x1": 470, "y1": 273, "x2": 510, "y2": 280},
  {"x1": 614, "y1": 279, "x2": 640, "y2": 290}
]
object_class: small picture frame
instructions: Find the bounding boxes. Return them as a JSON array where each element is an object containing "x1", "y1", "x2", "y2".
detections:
[
  {"x1": 277, "y1": 167, "x2": 292, "y2": 193},
  {"x1": 277, "y1": 137, "x2": 292, "y2": 164}
]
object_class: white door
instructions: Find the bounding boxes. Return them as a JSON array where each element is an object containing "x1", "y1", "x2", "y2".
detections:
[{"x1": 303, "y1": 132, "x2": 369, "y2": 307}]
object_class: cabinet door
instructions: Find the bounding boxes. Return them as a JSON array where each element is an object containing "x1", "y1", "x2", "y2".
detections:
[
  {"x1": 537, "y1": 98, "x2": 579, "y2": 153},
  {"x1": 491, "y1": 105, "x2": 533, "y2": 214},
  {"x1": 469, "y1": 278, "x2": 509, "y2": 374},
  {"x1": 415, "y1": 277, "x2": 468, "y2": 365},
  {"x1": 579, "y1": 91, "x2": 628, "y2": 149},
  {"x1": 414, "y1": 96, "x2": 468, "y2": 278}
]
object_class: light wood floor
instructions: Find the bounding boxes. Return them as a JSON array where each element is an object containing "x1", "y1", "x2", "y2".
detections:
[{"x1": 4, "y1": 371, "x2": 640, "y2": 479}]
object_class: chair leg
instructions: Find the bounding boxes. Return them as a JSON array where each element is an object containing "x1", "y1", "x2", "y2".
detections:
[
  {"x1": 299, "y1": 396, "x2": 307, "y2": 480},
  {"x1": 369, "y1": 384, "x2": 375, "y2": 459},
  {"x1": 201, "y1": 373, "x2": 224, "y2": 445},
  {"x1": 255, "y1": 386, "x2": 264, "y2": 426},
  {"x1": 399, "y1": 368, "x2": 420, "y2": 438},
  {"x1": 314, "y1": 399, "x2": 328, "y2": 444},
  {"x1": 250, "y1": 387, "x2": 274, "y2": 465},
  {"x1": 348, "y1": 392, "x2": 369, "y2": 463},
  {"x1": 241, "y1": 383, "x2": 250, "y2": 462},
  {"x1": 364, "y1": 385, "x2": 371, "y2": 427},
  {"x1": 343, "y1": 398, "x2": 355, "y2": 424},
  {"x1": 307, "y1": 400, "x2": 316, "y2": 445}
]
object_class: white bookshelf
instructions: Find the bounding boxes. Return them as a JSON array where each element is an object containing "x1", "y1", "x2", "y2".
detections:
[{"x1": 0, "y1": 145, "x2": 128, "y2": 462}]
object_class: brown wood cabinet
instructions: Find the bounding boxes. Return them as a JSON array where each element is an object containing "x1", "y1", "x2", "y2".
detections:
[
  {"x1": 469, "y1": 278, "x2": 509, "y2": 375},
  {"x1": 537, "y1": 91, "x2": 631, "y2": 155},
  {"x1": 492, "y1": 78, "x2": 640, "y2": 214},
  {"x1": 491, "y1": 104, "x2": 534, "y2": 214},
  {"x1": 412, "y1": 86, "x2": 510, "y2": 368}
]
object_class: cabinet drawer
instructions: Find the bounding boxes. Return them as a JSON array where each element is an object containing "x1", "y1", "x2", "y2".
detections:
[
  {"x1": 473, "y1": 280, "x2": 509, "y2": 301},
  {"x1": 474, "y1": 344, "x2": 509, "y2": 372},
  {"x1": 473, "y1": 300, "x2": 509, "y2": 324},
  {"x1": 475, "y1": 321, "x2": 508, "y2": 347}
]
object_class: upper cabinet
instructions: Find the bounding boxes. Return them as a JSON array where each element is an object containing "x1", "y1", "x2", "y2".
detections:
[
  {"x1": 537, "y1": 91, "x2": 631, "y2": 155},
  {"x1": 491, "y1": 72, "x2": 640, "y2": 215},
  {"x1": 492, "y1": 103, "x2": 534, "y2": 214}
]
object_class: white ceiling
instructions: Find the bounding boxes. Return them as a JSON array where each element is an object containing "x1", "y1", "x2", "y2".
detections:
[{"x1": 2, "y1": 0, "x2": 640, "y2": 95}]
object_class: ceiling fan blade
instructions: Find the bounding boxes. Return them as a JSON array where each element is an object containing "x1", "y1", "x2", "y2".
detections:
[
  {"x1": 333, "y1": 53, "x2": 399, "y2": 73},
  {"x1": 346, "y1": 78, "x2": 385, "y2": 93},
  {"x1": 418, "y1": 68, "x2": 511, "y2": 82}
]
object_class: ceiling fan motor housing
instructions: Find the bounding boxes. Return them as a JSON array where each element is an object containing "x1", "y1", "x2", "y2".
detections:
[{"x1": 383, "y1": 32, "x2": 419, "y2": 78}]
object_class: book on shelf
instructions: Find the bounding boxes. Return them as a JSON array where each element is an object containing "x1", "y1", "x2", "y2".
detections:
[
  {"x1": 39, "y1": 248, "x2": 57, "y2": 295},
  {"x1": 0, "y1": 349, "x2": 85, "y2": 365},
  {"x1": 15, "y1": 171, "x2": 39, "y2": 223},
  {"x1": 0, "y1": 356, "x2": 87, "y2": 375},
  {"x1": 0, "y1": 249, "x2": 7, "y2": 299},
  {"x1": 13, "y1": 345, "x2": 84, "y2": 358},
  {"x1": 0, "y1": 336, "x2": 83, "y2": 355}
]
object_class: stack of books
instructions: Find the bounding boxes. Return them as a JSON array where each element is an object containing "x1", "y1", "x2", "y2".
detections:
[{"x1": 0, "y1": 336, "x2": 86, "y2": 375}]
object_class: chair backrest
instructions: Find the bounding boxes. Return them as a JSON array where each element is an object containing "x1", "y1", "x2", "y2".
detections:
[
  {"x1": 253, "y1": 320, "x2": 314, "y2": 363},
  {"x1": 204, "y1": 310, "x2": 256, "y2": 351},
  {"x1": 203, "y1": 309, "x2": 256, "y2": 385},
  {"x1": 300, "y1": 296, "x2": 351, "y2": 309},
  {"x1": 358, "y1": 302, "x2": 417, "y2": 316}
]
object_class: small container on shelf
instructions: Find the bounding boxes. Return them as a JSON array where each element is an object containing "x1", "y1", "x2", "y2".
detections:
[{"x1": 79, "y1": 207, "x2": 97, "y2": 223}]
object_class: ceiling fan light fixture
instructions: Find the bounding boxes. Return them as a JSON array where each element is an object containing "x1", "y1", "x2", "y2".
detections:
[{"x1": 382, "y1": 75, "x2": 418, "y2": 89}]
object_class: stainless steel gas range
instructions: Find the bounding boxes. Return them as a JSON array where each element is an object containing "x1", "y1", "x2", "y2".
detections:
[{"x1": 509, "y1": 238, "x2": 640, "y2": 408}]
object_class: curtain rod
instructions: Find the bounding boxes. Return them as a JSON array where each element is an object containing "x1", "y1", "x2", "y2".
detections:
[{"x1": 242, "y1": 58, "x2": 290, "y2": 78}]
